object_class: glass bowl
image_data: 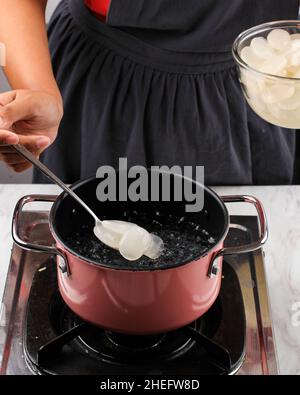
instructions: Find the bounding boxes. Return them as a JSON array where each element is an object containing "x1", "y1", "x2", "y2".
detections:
[{"x1": 232, "y1": 21, "x2": 300, "y2": 129}]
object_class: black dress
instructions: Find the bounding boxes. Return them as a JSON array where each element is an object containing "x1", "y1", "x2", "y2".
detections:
[{"x1": 34, "y1": 0, "x2": 299, "y2": 185}]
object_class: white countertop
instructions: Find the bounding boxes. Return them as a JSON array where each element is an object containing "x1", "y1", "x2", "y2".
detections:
[{"x1": 0, "y1": 184, "x2": 300, "y2": 375}]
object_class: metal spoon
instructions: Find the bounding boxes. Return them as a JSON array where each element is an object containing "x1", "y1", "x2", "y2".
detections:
[{"x1": 12, "y1": 144, "x2": 164, "y2": 260}]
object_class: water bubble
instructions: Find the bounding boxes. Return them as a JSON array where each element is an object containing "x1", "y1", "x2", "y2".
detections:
[{"x1": 65, "y1": 210, "x2": 215, "y2": 269}]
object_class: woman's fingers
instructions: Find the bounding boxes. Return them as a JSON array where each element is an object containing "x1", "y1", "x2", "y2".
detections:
[
  {"x1": 11, "y1": 162, "x2": 32, "y2": 173},
  {"x1": 0, "y1": 133, "x2": 50, "y2": 152},
  {"x1": 0, "y1": 89, "x2": 60, "y2": 173},
  {"x1": 0, "y1": 153, "x2": 31, "y2": 171},
  {"x1": 0, "y1": 92, "x2": 36, "y2": 128},
  {"x1": 0, "y1": 146, "x2": 15, "y2": 153},
  {"x1": 0, "y1": 152, "x2": 38, "y2": 165},
  {"x1": 0, "y1": 129, "x2": 19, "y2": 145},
  {"x1": 0, "y1": 90, "x2": 17, "y2": 107},
  {"x1": 0, "y1": 132, "x2": 50, "y2": 172},
  {"x1": 18, "y1": 134, "x2": 51, "y2": 151},
  {"x1": 0, "y1": 133, "x2": 50, "y2": 154}
]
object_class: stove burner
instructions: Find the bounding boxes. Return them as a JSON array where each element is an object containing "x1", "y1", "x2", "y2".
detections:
[{"x1": 23, "y1": 258, "x2": 246, "y2": 375}]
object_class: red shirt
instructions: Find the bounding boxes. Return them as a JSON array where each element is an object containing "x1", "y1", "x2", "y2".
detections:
[{"x1": 85, "y1": 0, "x2": 110, "y2": 19}]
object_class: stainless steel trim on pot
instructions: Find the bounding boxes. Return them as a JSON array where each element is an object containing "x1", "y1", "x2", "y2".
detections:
[
  {"x1": 207, "y1": 195, "x2": 268, "y2": 278},
  {"x1": 12, "y1": 194, "x2": 71, "y2": 276}
]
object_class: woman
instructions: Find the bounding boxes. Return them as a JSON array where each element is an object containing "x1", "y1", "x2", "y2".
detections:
[{"x1": 0, "y1": 0, "x2": 298, "y2": 185}]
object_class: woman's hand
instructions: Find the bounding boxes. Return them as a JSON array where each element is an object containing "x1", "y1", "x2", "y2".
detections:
[{"x1": 0, "y1": 89, "x2": 63, "y2": 172}]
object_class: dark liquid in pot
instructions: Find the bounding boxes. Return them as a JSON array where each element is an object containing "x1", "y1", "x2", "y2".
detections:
[{"x1": 65, "y1": 210, "x2": 216, "y2": 269}]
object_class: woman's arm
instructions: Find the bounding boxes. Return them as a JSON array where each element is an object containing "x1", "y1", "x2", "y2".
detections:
[
  {"x1": 0, "y1": 0, "x2": 63, "y2": 172},
  {"x1": 0, "y1": 0, "x2": 61, "y2": 100}
]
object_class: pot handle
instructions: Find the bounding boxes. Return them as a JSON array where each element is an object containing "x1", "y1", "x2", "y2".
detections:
[
  {"x1": 207, "y1": 195, "x2": 268, "y2": 278},
  {"x1": 12, "y1": 194, "x2": 70, "y2": 276}
]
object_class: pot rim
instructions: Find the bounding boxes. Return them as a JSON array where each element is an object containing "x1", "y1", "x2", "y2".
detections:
[{"x1": 49, "y1": 176, "x2": 230, "y2": 272}]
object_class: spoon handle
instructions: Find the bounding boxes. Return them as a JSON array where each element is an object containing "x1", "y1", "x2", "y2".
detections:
[{"x1": 12, "y1": 143, "x2": 100, "y2": 224}]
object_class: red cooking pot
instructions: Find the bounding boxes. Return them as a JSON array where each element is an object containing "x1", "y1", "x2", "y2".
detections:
[{"x1": 12, "y1": 174, "x2": 267, "y2": 335}]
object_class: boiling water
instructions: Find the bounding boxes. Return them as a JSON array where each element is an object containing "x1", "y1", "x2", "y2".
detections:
[{"x1": 65, "y1": 210, "x2": 216, "y2": 269}]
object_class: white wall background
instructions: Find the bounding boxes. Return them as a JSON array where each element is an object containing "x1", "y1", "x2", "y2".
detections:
[{"x1": 0, "y1": 0, "x2": 61, "y2": 183}]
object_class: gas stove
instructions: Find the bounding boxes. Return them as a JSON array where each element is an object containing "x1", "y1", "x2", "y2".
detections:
[{"x1": 0, "y1": 212, "x2": 278, "y2": 375}]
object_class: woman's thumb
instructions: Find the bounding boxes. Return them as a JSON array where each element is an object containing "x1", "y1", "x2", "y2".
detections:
[
  {"x1": 0, "y1": 97, "x2": 32, "y2": 129},
  {"x1": 0, "y1": 129, "x2": 19, "y2": 145}
]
